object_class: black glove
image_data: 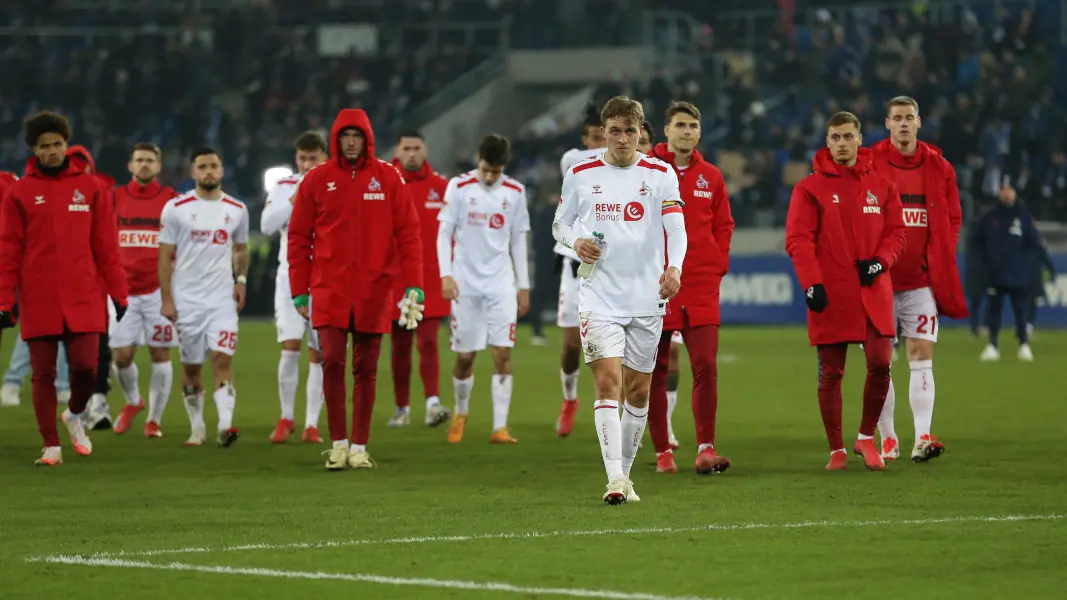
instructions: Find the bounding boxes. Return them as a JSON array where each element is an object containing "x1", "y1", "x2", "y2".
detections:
[
  {"x1": 0, "y1": 307, "x2": 16, "y2": 329},
  {"x1": 113, "y1": 300, "x2": 128, "y2": 323},
  {"x1": 805, "y1": 284, "x2": 828, "y2": 313},
  {"x1": 856, "y1": 258, "x2": 885, "y2": 287},
  {"x1": 569, "y1": 259, "x2": 580, "y2": 278}
]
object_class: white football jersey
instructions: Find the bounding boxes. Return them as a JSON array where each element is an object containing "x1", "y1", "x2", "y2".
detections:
[
  {"x1": 439, "y1": 171, "x2": 531, "y2": 296},
  {"x1": 555, "y1": 153, "x2": 683, "y2": 317},
  {"x1": 259, "y1": 174, "x2": 303, "y2": 270},
  {"x1": 159, "y1": 192, "x2": 250, "y2": 311},
  {"x1": 554, "y1": 148, "x2": 604, "y2": 261}
]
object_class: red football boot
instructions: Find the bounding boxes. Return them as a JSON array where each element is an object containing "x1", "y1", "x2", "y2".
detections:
[
  {"x1": 656, "y1": 450, "x2": 678, "y2": 473},
  {"x1": 853, "y1": 438, "x2": 886, "y2": 471},
  {"x1": 825, "y1": 449, "x2": 848, "y2": 471},
  {"x1": 270, "y1": 419, "x2": 295, "y2": 444},
  {"x1": 556, "y1": 399, "x2": 578, "y2": 437},
  {"x1": 694, "y1": 446, "x2": 731, "y2": 475}
]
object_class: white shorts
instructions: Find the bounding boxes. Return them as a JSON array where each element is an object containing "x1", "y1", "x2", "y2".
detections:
[
  {"x1": 176, "y1": 304, "x2": 240, "y2": 365},
  {"x1": 895, "y1": 287, "x2": 939, "y2": 343},
  {"x1": 274, "y1": 274, "x2": 319, "y2": 351},
  {"x1": 579, "y1": 312, "x2": 663, "y2": 373},
  {"x1": 108, "y1": 289, "x2": 177, "y2": 349},
  {"x1": 556, "y1": 258, "x2": 581, "y2": 328},
  {"x1": 450, "y1": 294, "x2": 517, "y2": 353},
  {"x1": 670, "y1": 330, "x2": 683, "y2": 345}
]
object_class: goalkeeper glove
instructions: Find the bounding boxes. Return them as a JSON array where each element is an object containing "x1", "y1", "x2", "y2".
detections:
[
  {"x1": 293, "y1": 294, "x2": 309, "y2": 309},
  {"x1": 397, "y1": 287, "x2": 425, "y2": 331}
]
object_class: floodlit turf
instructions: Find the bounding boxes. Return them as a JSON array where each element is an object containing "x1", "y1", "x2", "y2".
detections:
[{"x1": 1, "y1": 322, "x2": 1064, "y2": 600}]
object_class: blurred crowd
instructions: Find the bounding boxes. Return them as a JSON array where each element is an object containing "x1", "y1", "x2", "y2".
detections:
[{"x1": 3, "y1": 0, "x2": 1066, "y2": 228}]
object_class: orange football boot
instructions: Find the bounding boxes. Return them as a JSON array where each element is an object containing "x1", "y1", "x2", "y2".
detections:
[
  {"x1": 113, "y1": 401, "x2": 144, "y2": 435},
  {"x1": 490, "y1": 427, "x2": 517, "y2": 444},
  {"x1": 853, "y1": 438, "x2": 886, "y2": 471},
  {"x1": 447, "y1": 414, "x2": 467, "y2": 443}
]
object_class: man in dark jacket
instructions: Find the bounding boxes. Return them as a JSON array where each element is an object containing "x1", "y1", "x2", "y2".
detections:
[{"x1": 972, "y1": 184, "x2": 1039, "y2": 361}]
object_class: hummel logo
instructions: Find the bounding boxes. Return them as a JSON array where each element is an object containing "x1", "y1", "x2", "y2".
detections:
[
  {"x1": 327, "y1": 182, "x2": 337, "y2": 192},
  {"x1": 35, "y1": 196, "x2": 44, "y2": 205}
]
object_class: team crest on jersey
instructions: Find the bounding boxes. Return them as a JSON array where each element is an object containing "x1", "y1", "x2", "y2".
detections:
[
  {"x1": 639, "y1": 182, "x2": 651, "y2": 196},
  {"x1": 866, "y1": 190, "x2": 878, "y2": 205},
  {"x1": 426, "y1": 189, "x2": 443, "y2": 208},
  {"x1": 501, "y1": 198, "x2": 509, "y2": 210},
  {"x1": 72, "y1": 189, "x2": 85, "y2": 203},
  {"x1": 696, "y1": 174, "x2": 709, "y2": 189},
  {"x1": 368, "y1": 177, "x2": 381, "y2": 192},
  {"x1": 863, "y1": 191, "x2": 881, "y2": 215},
  {"x1": 224, "y1": 214, "x2": 232, "y2": 225}
]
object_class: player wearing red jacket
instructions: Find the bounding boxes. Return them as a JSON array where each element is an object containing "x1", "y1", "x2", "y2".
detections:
[
  {"x1": 0, "y1": 111, "x2": 129, "y2": 466},
  {"x1": 647, "y1": 102, "x2": 735, "y2": 475},
  {"x1": 107, "y1": 142, "x2": 179, "y2": 438},
  {"x1": 288, "y1": 108, "x2": 424, "y2": 470},
  {"x1": 0, "y1": 172, "x2": 15, "y2": 349},
  {"x1": 786, "y1": 111, "x2": 907, "y2": 471},
  {"x1": 388, "y1": 130, "x2": 451, "y2": 429},
  {"x1": 870, "y1": 96, "x2": 966, "y2": 464}
]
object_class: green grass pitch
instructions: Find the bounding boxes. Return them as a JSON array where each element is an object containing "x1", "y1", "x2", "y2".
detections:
[{"x1": 1, "y1": 322, "x2": 1064, "y2": 600}]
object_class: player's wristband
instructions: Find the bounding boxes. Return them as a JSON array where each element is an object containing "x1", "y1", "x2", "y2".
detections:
[
  {"x1": 236, "y1": 275, "x2": 247, "y2": 284},
  {"x1": 404, "y1": 287, "x2": 425, "y2": 303},
  {"x1": 293, "y1": 294, "x2": 309, "y2": 309}
]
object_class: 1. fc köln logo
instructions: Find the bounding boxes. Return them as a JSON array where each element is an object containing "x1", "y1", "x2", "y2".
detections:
[{"x1": 624, "y1": 202, "x2": 645, "y2": 221}]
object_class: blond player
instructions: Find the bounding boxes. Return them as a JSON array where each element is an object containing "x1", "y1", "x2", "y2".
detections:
[
  {"x1": 552, "y1": 96, "x2": 687, "y2": 504},
  {"x1": 159, "y1": 148, "x2": 250, "y2": 447},
  {"x1": 439, "y1": 134, "x2": 531, "y2": 444},
  {"x1": 260, "y1": 132, "x2": 327, "y2": 444}
]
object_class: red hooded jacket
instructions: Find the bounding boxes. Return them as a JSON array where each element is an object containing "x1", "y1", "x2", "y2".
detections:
[
  {"x1": 649, "y1": 144, "x2": 734, "y2": 328},
  {"x1": 786, "y1": 148, "x2": 907, "y2": 346},
  {"x1": 390, "y1": 158, "x2": 450, "y2": 320},
  {"x1": 0, "y1": 157, "x2": 129, "y2": 339},
  {"x1": 67, "y1": 145, "x2": 117, "y2": 190},
  {"x1": 870, "y1": 139, "x2": 967, "y2": 319},
  {"x1": 288, "y1": 109, "x2": 424, "y2": 334}
]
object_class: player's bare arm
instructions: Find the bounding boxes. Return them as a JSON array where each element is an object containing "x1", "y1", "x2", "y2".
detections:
[
  {"x1": 158, "y1": 242, "x2": 177, "y2": 322},
  {"x1": 436, "y1": 212, "x2": 460, "y2": 300},
  {"x1": 233, "y1": 243, "x2": 248, "y2": 311}
]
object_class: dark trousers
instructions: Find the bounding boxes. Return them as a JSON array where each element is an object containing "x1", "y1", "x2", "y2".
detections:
[
  {"x1": 95, "y1": 331, "x2": 111, "y2": 395},
  {"x1": 969, "y1": 290, "x2": 985, "y2": 333},
  {"x1": 986, "y1": 286, "x2": 1029, "y2": 347}
]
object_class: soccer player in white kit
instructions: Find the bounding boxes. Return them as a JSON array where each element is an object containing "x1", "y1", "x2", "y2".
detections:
[
  {"x1": 260, "y1": 132, "x2": 327, "y2": 444},
  {"x1": 553, "y1": 103, "x2": 606, "y2": 438},
  {"x1": 553, "y1": 97, "x2": 688, "y2": 504},
  {"x1": 438, "y1": 134, "x2": 531, "y2": 445},
  {"x1": 158, "y1": 148, "x2": 250, "y2": 447}
]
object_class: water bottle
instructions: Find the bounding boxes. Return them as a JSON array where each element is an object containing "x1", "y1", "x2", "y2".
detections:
[{"x1": 577, "y1": 232, "x2": 605, "y2": 279}]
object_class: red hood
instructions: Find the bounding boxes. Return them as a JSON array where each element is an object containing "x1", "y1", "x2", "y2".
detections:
[
  {"x1": 649, "y1": 142, "x2": 705, "y2": 168},
  {"x1": 813, "y1": 147, "x2": 874, "y2": 176},
  {"x1": 391, "y1": 158, "x2": 435, "y2": 182},
  {"x1": 330, "y1": 108, "x2": 375, "y2": 170},
  {"x1": 67, "y1": 144, "x2": 116, "y2": 188},
  {"x1": 871, "y1": 138, "x2": 943, "y2": 168}
]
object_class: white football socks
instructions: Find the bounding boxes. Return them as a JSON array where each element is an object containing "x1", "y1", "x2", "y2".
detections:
[
  {"x1": 305, "y1": 361, "x2": 324, "y2": 429},
  {"x1": 666, "y1": 390, "x2": 678, "y2": 439},
  {"x1": 878, "y1": 377, "x2": 898, "y2": 441},
  {"x1": 214, "y1": 383, "x2": 236, "y2": 432},
  {"x1": 453, "y1": 376, "x2": 473, "y2": 415},
  {"x1": 620, "y1": 401, "x2": 648, "y2": 477},
  {"x1": 560, "y1": 369, "x2": 579, "y2": 401},
  {"x1": 116, "y1": 363, "x2": 141, "y2": 406},
  {"x1": 278, "y1": 350, "x2": 300, "y2": 421},
  {"x1": 491, "y1": 373, "x2": 513, "y2": 430},
  {"x1": 183, "y1": 391, "x2": 205, "y2": 431},
  {"x1": 593, "y1": 400, "x2": 624, "y2": 481},
  {"x1": 147, "y1": 361, "x2": 172, "y2": 424},
  {"x1": 909, "y1": 359, "x2": 934, "y2": 439}
]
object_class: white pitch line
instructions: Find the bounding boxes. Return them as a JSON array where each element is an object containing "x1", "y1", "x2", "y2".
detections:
[
  {"x1": 26, "y1": 513, "x2": 1062, "y2": 563},
  {"x1": 35, "y1": 555, "x2": 727, "y2": 600}
]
